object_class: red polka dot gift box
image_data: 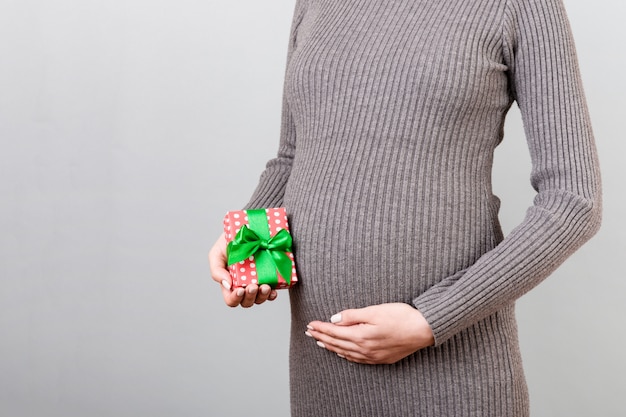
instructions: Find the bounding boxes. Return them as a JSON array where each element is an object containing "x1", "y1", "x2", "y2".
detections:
[{"x1": 223, "y1": 208, "x2": 298, "y2": 289}]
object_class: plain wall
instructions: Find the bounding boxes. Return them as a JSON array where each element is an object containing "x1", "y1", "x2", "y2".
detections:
[{"x1": 0, "y1": 0, "x2": 624, "y2": 416}]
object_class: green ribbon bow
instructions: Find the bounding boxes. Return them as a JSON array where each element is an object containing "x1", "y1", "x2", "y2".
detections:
[{"x1": 226, "y1": 209, "x2": 293, "y2": 287}]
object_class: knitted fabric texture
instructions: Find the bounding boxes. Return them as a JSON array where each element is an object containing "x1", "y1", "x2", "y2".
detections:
[{"x1": 243, "y1": 0, "x2": 602, "y2": 415}]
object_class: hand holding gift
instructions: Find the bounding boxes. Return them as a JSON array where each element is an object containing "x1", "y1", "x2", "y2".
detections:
[
  {"x1": 209, "y1": 208, "x2": 298, "y2": 308},
  {"x1": 224, "y1": 208, "x2": 298, "y2": 289}
]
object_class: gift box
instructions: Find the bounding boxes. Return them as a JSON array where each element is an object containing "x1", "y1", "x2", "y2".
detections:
[{"x1": 223, "y1": 207, "x2": 298, "y2": 289}]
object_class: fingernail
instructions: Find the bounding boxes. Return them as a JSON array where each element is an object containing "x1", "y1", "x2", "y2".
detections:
[
  {"x1": 306, "y1": 324, "x2": 314, "y2": 331},
  {"x1": 330, "y1": 313, "x2": 342, "y2": 323},
  {"x1": 248, "y1": 286, "x2": 257, "y2": 294},
  {"x1": 221, "y1": 280, "x2": 231, "y2": 290},
  {"x1": 304, "y1": 331, "x2": 312, "y2": 337},
  {"x1": 337, "y1": 353, "x2": 345, "y2": 358},
  {"x1": 261, "y1": 286, "x2": 270, "y2": 295},
  {"x1": 236, "y1": 288, "x2": 245, "y2": 297},
  {"x1": 316, "y1": 341, "x2": 325, "y2": 349}
]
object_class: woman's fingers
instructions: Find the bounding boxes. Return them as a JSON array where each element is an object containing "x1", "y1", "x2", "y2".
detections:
[
  {"x1": 209, "y1": 233, "x2": 279, "y2": 307},
  {"x1": 254, "y1": 284, "x2": 272, "y2": 304},
  {"x1": 221, "y1": 284, "x2": 278, "y2": 308},
  {"x1": 223, "y1": 286, "x2": 245, "y2": 307},
  {"x1": 306, "y1": 328, "x2": 362, "y2": 353},
  {"x1": 307, "y1": 331, "x2": 374, "y2": 364},
  {"x1": 308, "y1": 320, "x2": 368, "y2": 343},
  {"x1": 240, "y1": 284, "x2": 260, "y2": 308}
]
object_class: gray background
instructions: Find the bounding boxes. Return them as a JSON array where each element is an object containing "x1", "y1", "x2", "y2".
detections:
[{"x1": 0, "y1": 0, "x2": 624, "y2": 416}]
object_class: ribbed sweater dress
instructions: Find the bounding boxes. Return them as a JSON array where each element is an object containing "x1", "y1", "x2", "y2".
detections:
[{"x1": 243, "y1": 0, "x2": 602, "y2": 415}]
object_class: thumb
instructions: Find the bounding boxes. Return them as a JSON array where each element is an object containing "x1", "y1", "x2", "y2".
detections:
[
  {"x1": 330, "y1": 307, "x2": 373, "y2": 326},
  {"x1": 209, "y1": 233, "x2": 232, "y2": 287}
]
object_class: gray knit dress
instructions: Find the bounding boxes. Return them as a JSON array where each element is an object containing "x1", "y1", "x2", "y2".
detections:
[{"x1": 243, "y1": 0, "x2": 602, "y2": 415}]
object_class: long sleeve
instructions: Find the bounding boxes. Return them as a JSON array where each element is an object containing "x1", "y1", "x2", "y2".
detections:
[
  {"x1": 412, "y1": 0, "x2": 602, "y2": 346},
  {"x1": 243, "y1": 0, "x2": 307, "y2": 210}
]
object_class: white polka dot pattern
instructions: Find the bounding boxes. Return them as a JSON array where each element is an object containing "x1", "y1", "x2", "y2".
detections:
[{"x1": 222, "y1": 207, "x2": 298, "y2": 289}]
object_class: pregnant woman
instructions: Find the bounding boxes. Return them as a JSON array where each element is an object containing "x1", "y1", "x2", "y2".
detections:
[{"x1": 209, "y1": 0, "x2": 602, "y2": 415}]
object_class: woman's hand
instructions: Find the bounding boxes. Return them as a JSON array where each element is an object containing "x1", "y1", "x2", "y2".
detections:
[
  {"x1": 208, "y1": 232, "x2": 278, "y2": 307},
  {"x1": 306, "y1": 303, "x2": 435, "y2": 364}
]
